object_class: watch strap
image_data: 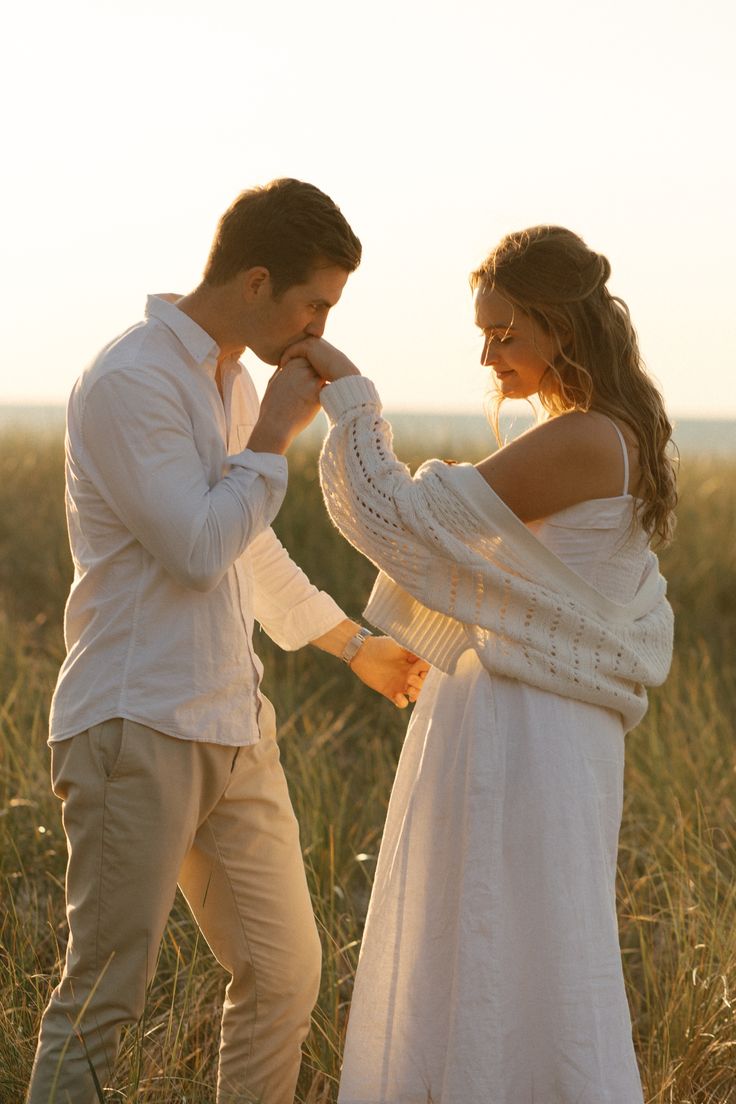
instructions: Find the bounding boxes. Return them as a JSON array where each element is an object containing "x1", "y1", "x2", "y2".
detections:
[{"x1": 341, "y1": 625, "x2": 373, "y2": 665}]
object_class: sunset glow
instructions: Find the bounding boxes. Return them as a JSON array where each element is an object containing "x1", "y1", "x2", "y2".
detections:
[{"x1": 2, "y1": 0, "x2": 734, "y2": 417}]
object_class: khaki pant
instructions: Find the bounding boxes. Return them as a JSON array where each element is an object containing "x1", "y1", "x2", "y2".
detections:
[{"x1": 27, "y1": 710, "x2": 321, "y2": 1104}]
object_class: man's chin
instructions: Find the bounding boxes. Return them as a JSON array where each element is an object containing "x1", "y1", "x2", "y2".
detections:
[
  {"x1": 251, "y1": 349, "x2": 280, "y2": 367},
  {"x1": 251, "y1": 336, "x2": 304, "y2": 368}
]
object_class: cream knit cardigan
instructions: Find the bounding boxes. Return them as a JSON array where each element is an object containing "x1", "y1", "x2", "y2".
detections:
[{"x1": 318, "y1": 376, "x2": 674, "y2": 733}]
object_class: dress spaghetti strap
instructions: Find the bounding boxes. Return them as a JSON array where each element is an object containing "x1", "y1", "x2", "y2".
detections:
[{"x1": 601, "y1": 416, "x2": 630, "y2": 496}]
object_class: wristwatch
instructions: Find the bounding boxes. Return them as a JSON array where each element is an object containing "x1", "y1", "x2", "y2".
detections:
[{"x1": 341, "y1": 625, "x2": 373, "y2": 665}]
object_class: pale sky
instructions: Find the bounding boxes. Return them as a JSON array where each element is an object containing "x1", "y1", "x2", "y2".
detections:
[{"x1": 1, "y1": 0, "x2": 734, "y2": 416}]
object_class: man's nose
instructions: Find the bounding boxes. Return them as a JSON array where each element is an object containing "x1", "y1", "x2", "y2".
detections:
[{"x1": 305, "y1": 317, "x2": 326, "y2": 338}]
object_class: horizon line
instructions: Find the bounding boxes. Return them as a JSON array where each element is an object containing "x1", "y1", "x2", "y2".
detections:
[{"x1": 1, "y1": 400, "x2": 735, "y2": 423}]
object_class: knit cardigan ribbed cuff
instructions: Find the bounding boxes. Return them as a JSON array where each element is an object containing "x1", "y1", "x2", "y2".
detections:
[
  {"x1": 320, "y1": 375, "x2": 381, "y2": 421},
  {"x1": 364, "y1": 576, "x2": 469, "y2": 671}
]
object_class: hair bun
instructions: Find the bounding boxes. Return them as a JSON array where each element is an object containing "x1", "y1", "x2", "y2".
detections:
[{"x1": 595, "y1": 253, "x2": 611, "y2": 287}]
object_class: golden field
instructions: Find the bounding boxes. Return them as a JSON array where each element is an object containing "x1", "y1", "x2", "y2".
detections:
[{"x1": 0, "y1": 426, "x2": 734, "y2": 1103}]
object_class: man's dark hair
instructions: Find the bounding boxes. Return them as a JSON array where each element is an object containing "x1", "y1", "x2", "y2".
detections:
[{"x1": 203, "y1": 178, "x2": 362, "y2": 296}]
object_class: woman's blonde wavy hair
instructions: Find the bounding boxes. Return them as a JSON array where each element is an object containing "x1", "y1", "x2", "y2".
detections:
[{"x1": 470, "y1": 226, "x2": 678, "y2": 545}]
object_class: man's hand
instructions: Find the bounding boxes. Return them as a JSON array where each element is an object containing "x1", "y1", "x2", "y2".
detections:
[
  {"x1": 310, "y1": 620, "x2": 429, "y2": 708},
  {"x1": 281, "y1": 337, "x2": 360, "y2": 383},
  {"x1": 247, "y1": 357, "x2": 324, "y2": 455},
  {"x1": 350, "y1": 636, "x2": 430, "y2": 708}
]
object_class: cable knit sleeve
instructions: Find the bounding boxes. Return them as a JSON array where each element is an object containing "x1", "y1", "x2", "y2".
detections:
[{"x1": 319, "y1": 376, "x2": 448, "y2": 591}]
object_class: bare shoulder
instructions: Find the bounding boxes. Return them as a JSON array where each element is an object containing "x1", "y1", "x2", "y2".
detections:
[
  {"x1": 475, "y1": 411, "x2": 630, "y2": 523},
  {"x1": 480, "y1": 410, "x2": 624, "y2": 473}
]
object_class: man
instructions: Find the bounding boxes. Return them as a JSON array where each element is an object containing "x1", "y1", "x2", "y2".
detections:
[{"x1": 28, "y1": 178, "x2": 426, "y2": 1104}]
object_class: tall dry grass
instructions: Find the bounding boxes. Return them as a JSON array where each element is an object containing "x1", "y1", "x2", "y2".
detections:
[{"x1": 0, "y1": 427, "x2": 734, "y2": 1102}]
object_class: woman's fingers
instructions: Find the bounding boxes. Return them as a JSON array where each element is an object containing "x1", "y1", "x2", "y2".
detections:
[
  {"x1": 280, "y1": 342, "x2": 310, "y2": 367},
  {"x1": 407, "y1": 658, "x2": 429, "y2": 678},
  {"x1": 281, "y1": 337, "x2": 360, "y2": 381},
  {"x1": 403, "y1": 669, "x2": 429, "y2": 703},
  {"x1": 278, "y1": 355, "x2": 312, "y2": 373}
]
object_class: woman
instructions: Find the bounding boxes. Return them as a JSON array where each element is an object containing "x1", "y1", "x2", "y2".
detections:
[{"x1": 282, "y1": 226, "x2": 676, "y2": 1103}]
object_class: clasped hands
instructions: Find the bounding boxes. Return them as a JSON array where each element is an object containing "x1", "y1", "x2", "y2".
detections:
[
  {"x1": 347, "y1": 635, "x2": 429, "y2": 709},
  {"x1": 249, "y1": 339, "x2": 358, "y2": 456},
  {"x1": 311, "y1": 617, "x2": 429, "y2": 711}
]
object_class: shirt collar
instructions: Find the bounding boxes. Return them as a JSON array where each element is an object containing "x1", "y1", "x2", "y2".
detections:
[{"x1": 145, "y1": 294, "x2": 221, "y2": 376}]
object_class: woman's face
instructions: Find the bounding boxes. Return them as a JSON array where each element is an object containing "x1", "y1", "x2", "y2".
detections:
[{"x1": 474, "y1": 285, "x2": 559, "y2": 400}]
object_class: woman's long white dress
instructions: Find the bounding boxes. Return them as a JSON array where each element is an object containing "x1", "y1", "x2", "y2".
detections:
[{"x1": 338, "y1": 449, "x2": 648, "y2": 1103}]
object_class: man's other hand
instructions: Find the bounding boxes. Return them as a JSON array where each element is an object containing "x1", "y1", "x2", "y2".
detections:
[
  {"x1": 350, "y1": 636, "x2": 430, "y2": 708},
  {"x1": 247, "y1": 358, "x2": 324, "y2": 455}
]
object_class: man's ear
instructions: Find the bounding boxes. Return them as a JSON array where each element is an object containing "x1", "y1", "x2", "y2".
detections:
[{"x1": 241, "y1": 266, "x2": 271, "y2": 301}]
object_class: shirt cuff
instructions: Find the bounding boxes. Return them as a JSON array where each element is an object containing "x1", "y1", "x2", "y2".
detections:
[
  {"x1": 262, "y1": 592, "x2": 347, "y2": 651},
  {"x1": 229, "y1": 448, "x2": 288, "y2": 485},
  {"x1": 319, "y1": 376, "x2": 382, "y2": 424}
]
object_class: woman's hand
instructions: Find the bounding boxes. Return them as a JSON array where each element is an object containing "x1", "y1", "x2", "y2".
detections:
[
  {"x1": 281, "y1": 337, "x2": 361, "y2": 383},
  {"x1": 247, "y1": 358, "x2": 324, "y2": 455}
]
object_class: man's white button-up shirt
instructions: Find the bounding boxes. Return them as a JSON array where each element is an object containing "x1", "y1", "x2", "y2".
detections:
[{"x1": 49, "y1": 295, "x2": 345, "y2": 745}]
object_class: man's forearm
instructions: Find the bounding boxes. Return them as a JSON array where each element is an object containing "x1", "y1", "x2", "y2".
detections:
[
  {"x1": 310, "y1": 618, "x2": 361, "y2": 658},
  {"x1": 246, "y1": 420, "x2": 291, "y2": 456}
]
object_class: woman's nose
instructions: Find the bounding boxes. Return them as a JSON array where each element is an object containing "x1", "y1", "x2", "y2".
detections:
[{"x1": 481, "y1": 339, "x2": 499, "y2": 366}]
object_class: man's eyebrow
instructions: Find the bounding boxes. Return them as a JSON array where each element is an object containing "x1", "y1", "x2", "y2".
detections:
[{"x1": 475, "y1": 320, "x2": 516, "y2": 330}]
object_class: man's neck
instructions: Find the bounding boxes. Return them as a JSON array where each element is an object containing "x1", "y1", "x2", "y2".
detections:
[{"x1": 176, "y1": 284, "x2": 246, "y2": 368}]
